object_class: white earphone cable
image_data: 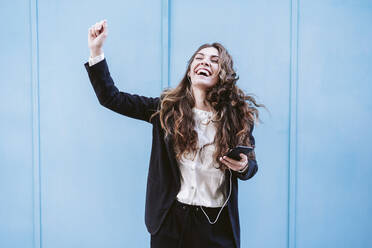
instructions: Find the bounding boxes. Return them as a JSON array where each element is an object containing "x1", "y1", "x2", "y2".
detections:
[{"x1": 200, "y1": 168, "x2": 232, "y2": 224}]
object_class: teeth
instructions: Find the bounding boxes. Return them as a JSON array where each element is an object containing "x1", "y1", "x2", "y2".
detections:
[{"x1": 197, "y1": 69, "x2": 210, "y2": 76}]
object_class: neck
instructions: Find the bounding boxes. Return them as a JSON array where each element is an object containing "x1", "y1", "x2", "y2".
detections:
[{"x1": 192, "y1": 86, "x2": 211, "y2": 111}]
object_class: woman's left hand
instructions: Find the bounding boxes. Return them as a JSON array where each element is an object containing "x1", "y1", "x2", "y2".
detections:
[{"x1": 219, "y1": 153, "x2": 248, "y2": 172}]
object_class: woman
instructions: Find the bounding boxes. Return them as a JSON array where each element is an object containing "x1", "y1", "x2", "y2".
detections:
[{"x1": 85, "y1": 19, "x2": 264, "y2": 248}]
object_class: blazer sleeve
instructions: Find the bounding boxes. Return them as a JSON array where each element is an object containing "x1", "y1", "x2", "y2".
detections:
[
  {"x1": 84, "y1": 58, "x2": 160, "y2": 123},
  {"x1": 233, "y1": 123, "x2": 259, "y2": 181}
]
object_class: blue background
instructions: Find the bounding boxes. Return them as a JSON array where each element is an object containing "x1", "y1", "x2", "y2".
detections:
[{"x1": 1, "y1": 0, "x2": 371, "y2": 247}]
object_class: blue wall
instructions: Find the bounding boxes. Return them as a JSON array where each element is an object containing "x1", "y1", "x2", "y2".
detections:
[{"x1": 1, "y1": 0, "x2": 371, "y2": 247}]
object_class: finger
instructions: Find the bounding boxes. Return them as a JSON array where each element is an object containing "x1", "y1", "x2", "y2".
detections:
[
  {"x1": 92, "y1": 24, "x2": 97, "y2": 35},
  {"x1": 94, "y1": 23, "x2": 100, "y2": 36},
  {"x1": 95, "y1": 27, "x2": 100, "y2": 37},
  {"x1": 102, "y1": 20, "x2": 108, "y2": 33},
  {"x1": 97, "y1": 21, "x2": 104, "y2": 31},
  {"x1": 99, "y1": 21, "x2": 108, "y2": 37},
  {"x1": 89, "y1": 27, "x2": 95, "y2": 39},
  {"x1": 222, "y1": 155, "x2": 246, "y2": 167},
  {"x1": 239, "y1": 153, "x2": 248, "y2": 164},
  {"x1": 222, "y1": 155, "x2": 247, "y2": 171},
  {"x1": 95, "y1": 26, "x2": 101, "y2": 37},
  {"x1": 219, "y1": 157, "x2": 241, "y2": 171},
  {"x1": 93, "y1": 20, "x2": 108, "y2": 38},
  {"x1": 99, "y1": 19, "x2": 107, "y2": 30}
]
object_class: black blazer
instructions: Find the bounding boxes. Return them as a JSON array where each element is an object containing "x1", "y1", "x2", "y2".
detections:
[{"x1": 84, "y1": 59, "x2": 258, "y2": 248}]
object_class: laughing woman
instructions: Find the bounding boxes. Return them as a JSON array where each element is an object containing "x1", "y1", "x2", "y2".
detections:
[{"x1": 85, "y1": 20, "x2": 264, "y2": 248}]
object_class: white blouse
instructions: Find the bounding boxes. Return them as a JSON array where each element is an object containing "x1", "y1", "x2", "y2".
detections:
[{"x1": 176, "y1": 108, "x2": 227, "y2": 208}]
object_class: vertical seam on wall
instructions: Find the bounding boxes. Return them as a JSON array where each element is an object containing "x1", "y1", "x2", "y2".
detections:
[
  {"x1": 167, "y1": 0, "x2": 171, "y2": 88},
  {"x1": 161, "y1": 0, "x2": 171, "y2": 90},
  {"x1": 30, "y1": 0, "x2": 41, "y2": 247},
  {"x1": 288, "y1": 0, "x2": 299, "y2": 248}
]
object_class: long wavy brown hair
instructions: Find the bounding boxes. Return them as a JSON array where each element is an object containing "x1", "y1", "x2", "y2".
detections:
[{"x1": 151, "y1": 43, "x2": 265, "y2": 170}]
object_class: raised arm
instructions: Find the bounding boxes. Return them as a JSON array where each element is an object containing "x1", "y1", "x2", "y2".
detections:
[
  {"x1": 84, "y1": 59, "x2": 159, "y2": 122},
  {"x1": 85, "y1": 20, "x2": 159, "y2": 123}
]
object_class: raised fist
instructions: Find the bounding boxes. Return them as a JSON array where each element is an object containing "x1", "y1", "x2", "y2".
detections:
[{"x1": 88, "y1": 19, "x2": 108, "y2": 57}]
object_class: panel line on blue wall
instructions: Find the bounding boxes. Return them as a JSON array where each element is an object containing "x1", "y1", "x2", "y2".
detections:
[
  {"x1": 30, "y1": 0, "x2": 41, "y2": 247},
  {"x1": 288, "y1": 0, "x2": 299, "y2": 248},
  {"x1": 161, "y1": 0, "x2": 171, "y2": 89}
]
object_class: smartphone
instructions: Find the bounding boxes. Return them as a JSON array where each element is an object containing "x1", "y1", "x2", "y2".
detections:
[{"x1": 225, "y1": 146, "x2": 254, "y2": 161}]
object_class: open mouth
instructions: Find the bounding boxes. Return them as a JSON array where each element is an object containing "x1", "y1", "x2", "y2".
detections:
[{"x1": 195, "y1": 68, "x2": 211, "y2": 77}]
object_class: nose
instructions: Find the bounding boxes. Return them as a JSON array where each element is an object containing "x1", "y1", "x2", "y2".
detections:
[{"x1": 201, "y1": 59, "x2": 211, "y2": 67}]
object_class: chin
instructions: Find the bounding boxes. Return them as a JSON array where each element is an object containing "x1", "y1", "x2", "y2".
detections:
[{"x1": 193, "y1": 80, "x2": 216, "y2": 89}]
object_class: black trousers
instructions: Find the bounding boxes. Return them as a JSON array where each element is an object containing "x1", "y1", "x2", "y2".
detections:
[{"x1": 150, "y1": 200, "x2": 236, "y2": 248}]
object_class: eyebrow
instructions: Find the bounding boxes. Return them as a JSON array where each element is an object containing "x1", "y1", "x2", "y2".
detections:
[{"x1": 196, "y1": 52, "x2": 219, "y2": 58}]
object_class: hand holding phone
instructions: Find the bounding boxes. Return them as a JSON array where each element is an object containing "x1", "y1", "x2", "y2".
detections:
[{"x1": 225, "y1": 145, "x2": 254, "y2": 161}]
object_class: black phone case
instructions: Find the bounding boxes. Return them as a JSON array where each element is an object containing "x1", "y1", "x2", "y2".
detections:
[{"x1": 225, "y1": 146, "x2": 254, "y2": 161}]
